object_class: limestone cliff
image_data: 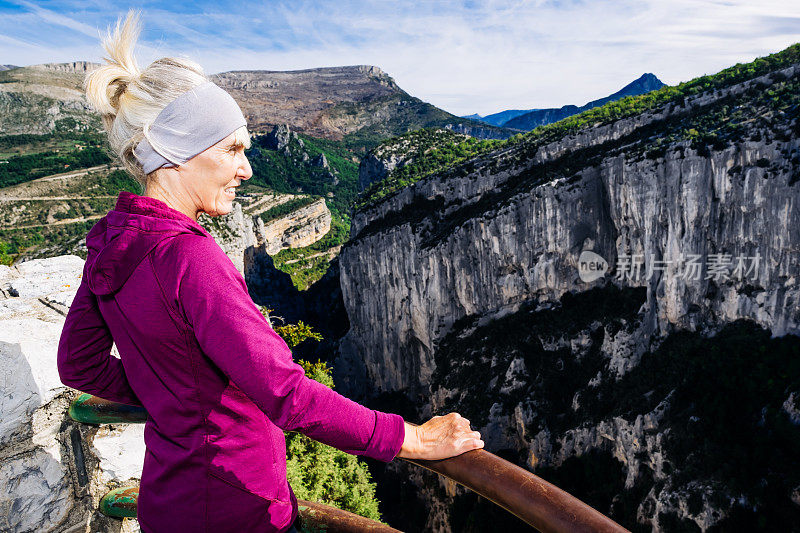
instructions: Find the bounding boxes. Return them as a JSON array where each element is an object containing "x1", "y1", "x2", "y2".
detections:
[
  {"x1": 336, "y1": 59, "x2": 800, "y2": 530},
  {"x1": 259, "y1": 199, "x2": 331, "y2": 255},
  {"x1": 199, "y1": 193, "x2": 331, "y2": 274}
]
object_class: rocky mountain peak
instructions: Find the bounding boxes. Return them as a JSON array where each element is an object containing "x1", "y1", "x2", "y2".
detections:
[
  {"x1": 617, "y1": 72, "x2": 665, "y2": 95},
  {"x1": 27, "y1": 61, "x2": 101, "y2": 73},
  {"x1": 260, "y1": 123, "x2": 298, "y2": 151}
]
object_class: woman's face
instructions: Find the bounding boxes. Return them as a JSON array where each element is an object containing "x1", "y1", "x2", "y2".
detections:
[{"x1": 176, "y1": 132, "x2": 253, "y2": 218}]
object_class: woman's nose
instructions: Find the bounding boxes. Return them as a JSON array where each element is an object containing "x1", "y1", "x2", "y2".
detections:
[{"x1": 240, "y1": 153, "x2": 253, "y2": 180}]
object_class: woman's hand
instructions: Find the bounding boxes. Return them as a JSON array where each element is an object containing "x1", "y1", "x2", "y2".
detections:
[{"x1": 396, "y1": 412, "x2": 484, "y2": 461}]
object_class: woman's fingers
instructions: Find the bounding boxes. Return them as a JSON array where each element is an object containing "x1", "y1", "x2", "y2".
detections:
[
  {"x1": 453, "y1": 437, "x2": 484, "y2": 456},
  {"x1": 455, "y1": 431, "x2": 483, "y2": 446},
  {"x1": 460, "y1": 438, "x2": 484, "y2": 450},
  {"x1": 446, "y1": 421, "x2": 483, "y2": 456}
]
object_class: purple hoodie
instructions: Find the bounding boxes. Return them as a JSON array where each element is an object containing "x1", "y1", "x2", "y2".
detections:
[{"x1": 57, "y1": 191, "x2": 405, "y2": 532}]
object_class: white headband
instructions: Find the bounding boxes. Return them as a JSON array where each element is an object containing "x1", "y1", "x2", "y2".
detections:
[{"x1": 133, "y1": 81, "x2": 248, "y2": 175}]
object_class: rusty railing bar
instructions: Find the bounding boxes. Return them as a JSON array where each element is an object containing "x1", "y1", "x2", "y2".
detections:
[
  {"x1": 297, "y1": 499, "x2": 400, "y2": 532},
  {"x1": 402, "y1": 449, "x2": 629, "y2": 533}
]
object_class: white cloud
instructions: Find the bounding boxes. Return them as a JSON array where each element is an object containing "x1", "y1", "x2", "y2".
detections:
[{"x1": 14, "y1": 0, "x2": 101, "y2": 39}]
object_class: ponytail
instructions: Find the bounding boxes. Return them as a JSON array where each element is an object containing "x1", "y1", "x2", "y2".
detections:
[
  {"x1": 84, "y1": 10, "x2": 142, "y2": 119},
  {"x1": 83, "y1": 9, "x2": 208, "y2": 192}
]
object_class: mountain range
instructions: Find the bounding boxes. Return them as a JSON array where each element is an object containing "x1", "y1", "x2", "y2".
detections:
[
  {"x1": 465, "y1": 72, "x2": 665, "y2": 130},
  {"x1": 0, "y1": 62, "x2": 515, "y2": 148}
]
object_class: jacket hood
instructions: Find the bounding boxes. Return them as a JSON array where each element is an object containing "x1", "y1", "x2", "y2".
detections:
[{"x1": 85, "y1": 191, "x2": 211, "y2": 295}]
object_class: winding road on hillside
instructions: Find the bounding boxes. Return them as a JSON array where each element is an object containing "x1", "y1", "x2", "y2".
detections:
[
  {"x1": 0, "y1": 164, "x2": 123, "y2": 200},
  {"x1": 0, "y1": 195, "x2": 117, "y2": 201},
  {"x1": 0, "y1": 215, "x2": 105, "y2": 229}
]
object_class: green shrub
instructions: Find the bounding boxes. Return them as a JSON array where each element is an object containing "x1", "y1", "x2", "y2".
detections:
[
  {"x1": 264, "y1": 313, "x2": 384, "y2": 521},
  {"x1": 0, "y1": 239, "x2": 13, "y2": 266},
  {"x1": 273, "y1": 319, "x2": 323, "y2": 349},
  {"x1": 272, "y1": 208, "x2": 350, "y2": 290}
]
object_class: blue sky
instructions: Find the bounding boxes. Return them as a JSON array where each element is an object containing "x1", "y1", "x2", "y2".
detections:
[{"x1": 1, "y1": 0, "x2": 799, "y2": 116}]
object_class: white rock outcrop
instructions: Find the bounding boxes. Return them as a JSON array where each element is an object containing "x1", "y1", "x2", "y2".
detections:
[{"x1": 0, "y1": 256, "x2": 144, "y2": 533}]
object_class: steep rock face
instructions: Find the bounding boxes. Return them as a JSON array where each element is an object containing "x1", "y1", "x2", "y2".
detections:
[
  {"x1": 340, "y1": 63, "x2": 800, "y2": 395},
  {"x1": 342, "y1": 134, "x2": 799, "y2": 394},
  {"x1": 336, "y1": 64, "x2": 800, "y2": 530},
  {"x1": 258, "y1": 123, "x2": 298, "y2": 151},
  {"x1": 358, "y1": 151, "x2": 401, "y2": 191},
  {"x1": 443, "y1": 122, "x2": 519, "y2": 140},
  {"x1": 199, "y1": 194, "x2": 331, "y2": 273},
  {"x1": 259, "y1": 198, "x2": 331, "y2": 254}
]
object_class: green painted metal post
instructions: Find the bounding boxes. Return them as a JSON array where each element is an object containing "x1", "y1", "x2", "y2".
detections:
[
  {"x1": 68, "y1": 393, "x2": 148, "y2": 424},
  {"x1": 99, "y1": 486, "x2": 139, "y2": 518}
]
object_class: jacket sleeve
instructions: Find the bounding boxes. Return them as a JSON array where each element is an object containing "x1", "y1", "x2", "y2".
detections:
[
  {"x1": 174, "y1": 234, "x2": 404, "y2": 463},
  {"x1": 57, "y1": 273, "x2": 144, "y2": 407}
]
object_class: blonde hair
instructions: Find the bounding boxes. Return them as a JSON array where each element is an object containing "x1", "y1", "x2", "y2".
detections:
[{"x1": 84, "y1": 9, "x2": 250, "y2": 193}]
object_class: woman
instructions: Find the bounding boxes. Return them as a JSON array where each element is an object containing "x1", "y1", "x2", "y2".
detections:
[{"x1": 56, "y1": 10, "x2": 483, "y2": 533}]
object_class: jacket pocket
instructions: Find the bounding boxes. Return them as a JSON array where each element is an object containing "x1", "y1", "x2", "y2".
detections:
[{"x1": 206, "y1": 470, "x2": 284, "y2": 532}]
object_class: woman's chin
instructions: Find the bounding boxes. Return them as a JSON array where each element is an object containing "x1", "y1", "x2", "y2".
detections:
[{"x1": 201, "y1": 203, "x2": 234, "y2": 218}]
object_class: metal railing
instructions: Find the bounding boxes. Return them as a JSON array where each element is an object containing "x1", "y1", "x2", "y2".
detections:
[
  {"x1": 70, "y1": 394, "x2": 629, "y2": 532},
  {"x1": 98, "y1": 486, "x2": 399, "y2": 532},
  {"x1": 404, "y1": 452, "x2": 627, "y2": 532}
]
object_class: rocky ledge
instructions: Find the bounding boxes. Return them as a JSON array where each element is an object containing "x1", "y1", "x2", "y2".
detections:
[{"x1": 0, "y1": 256, "x2": 143, "y2": 533}]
